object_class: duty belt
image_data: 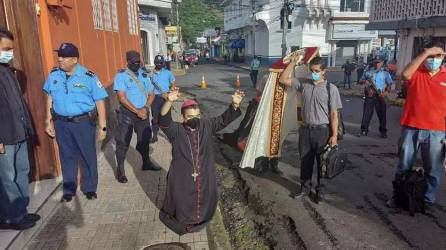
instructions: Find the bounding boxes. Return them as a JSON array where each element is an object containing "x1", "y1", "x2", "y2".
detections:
[{"x1": 52, "y1": 110, "x2": 97, "y2": 123}]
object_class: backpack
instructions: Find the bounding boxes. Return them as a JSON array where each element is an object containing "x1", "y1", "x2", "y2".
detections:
[
  {"x1": 392, "y1": 169, "x2": 428, "y2": 216},
  {"x1": 326, "y1": 83, "x2": 345, "y2": 140}
]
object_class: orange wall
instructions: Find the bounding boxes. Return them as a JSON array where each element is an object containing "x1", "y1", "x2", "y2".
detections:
[{"x1": 37, "y1": 0, "x2": 141, "y2": 87}]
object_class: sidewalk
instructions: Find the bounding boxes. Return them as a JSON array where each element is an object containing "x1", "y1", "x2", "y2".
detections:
[
  {"x1": 23, "y1": 125, "x2": 209, "y2": 250},
  {"x1": 334, "y1": 82, "x2": 405, "y2": 107}
]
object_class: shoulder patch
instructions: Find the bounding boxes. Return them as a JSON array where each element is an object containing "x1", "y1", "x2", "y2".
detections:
[
  {"x1": 142, "y1": 72, "x2": 148, "y2": 78},
  {"x1": 50, "y1": 67, "x2": 60, "y2": 73},
  {"x1": 86, "y1": 70, "x2": 96, "y2": 77},
  {"x1": 118, "y1": 69, "x2": 126, "y2": 73}
]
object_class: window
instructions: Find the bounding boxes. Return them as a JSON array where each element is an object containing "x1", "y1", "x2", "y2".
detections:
[
  {"x1": 280, "y1": 8, "x2": 292, "y2": 30},
  {"x1": 92, "y1": 0, "x2": 103, "y2": 30},
  {"x1": 127, "y1": 0, "x2": 138, "y2": 35},
  {"x1": 103, "y1": 0, "x2": 112, "y2": 31},
  {"x1": 111, "y1": 0, "x2": 119, "y2": 32},
  {"x1": 340, "y1": 0, "x2": 365, "y2": 12}
]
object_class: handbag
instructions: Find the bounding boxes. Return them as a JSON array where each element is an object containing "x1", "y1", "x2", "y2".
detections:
[{"x1": 319, "y1": 145, "x2": 347, "y2": 179}]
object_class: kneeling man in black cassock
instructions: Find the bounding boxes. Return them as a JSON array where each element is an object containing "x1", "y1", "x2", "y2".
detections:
[{"x1": 159, "y1": 87, "x2": 244, "y2": 235}]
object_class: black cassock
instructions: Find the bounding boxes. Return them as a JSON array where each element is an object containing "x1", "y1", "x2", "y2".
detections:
[{"x1": 159, "y1": 105, "x2": 241, "y2": 235}]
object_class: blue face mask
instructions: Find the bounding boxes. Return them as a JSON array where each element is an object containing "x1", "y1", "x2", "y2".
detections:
[
  {"x1": 0, "y1": 50, "x2": 13, "y2": 64},
  {"x1": 425, "y1": 58, "x2": 443, "y2": 71},
  {"x1": 311, "y1": 72, "x2": 321, "y2": 81}
]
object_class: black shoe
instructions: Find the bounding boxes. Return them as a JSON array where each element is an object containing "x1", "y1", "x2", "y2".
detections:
[
  {"x1": 358, "y1": 131, "x2": 368, "y2": 137},
  {"x1": 380, "y1": 133, "x2": 388, "y2": 138},
  {"x1": 142, "y1": 162, "x2": 161, "y2": 171},
  {"x1": 25, "y1": 213, "x2": 41, "y2": 223},
  {"x1": 118, "y1": 175, "x2": 128, "y2": 183},
  {"x1": 0, "y1": 218, "x2": 36, "y2": 230},
  {"x1": 61, "y1": 194, "x2": 73, "y2": 202},
  {"x1": 84, "y1": 192, "x2": 97, "y2": 200},
  {"x1": 425, "y1": 201, "x2": 434, "y2": 212},
  {"x1": 290, "y1": 183, "x2": 311, "y2": 199}
]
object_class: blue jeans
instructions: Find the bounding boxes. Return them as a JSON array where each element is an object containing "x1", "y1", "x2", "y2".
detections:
[
  {"x1": 344, "y1": 73, "x2": 352, "y2": 88},
  {"x1": 0, "y1": 141, "x2": 30, "y2": 223},
  {"x1": 396, "y1": 127, "x2": 445, "y2": 203}
]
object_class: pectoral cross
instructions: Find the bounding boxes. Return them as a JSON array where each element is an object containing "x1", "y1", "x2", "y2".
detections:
[{"x1": 192, "y1": 172, "x2": 199, "y2": 182}]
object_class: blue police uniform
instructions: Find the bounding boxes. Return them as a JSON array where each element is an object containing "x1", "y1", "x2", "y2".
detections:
[
  {"x1": 360, "y1": 68, "x2": 393, "y2": 136},
  {"x1": 113, "y1": 68, "x2": 157, "y2": 178},
  {"x1": 151, "y1": 68, "x2": 175, "y2": 142},
  {"x1": 43, "y1": 64, "x2": 108, "y2": 196}
]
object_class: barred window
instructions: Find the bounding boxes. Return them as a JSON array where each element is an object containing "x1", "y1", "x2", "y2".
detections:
[
  {"x1": 127, "y1": 0, "x2": 137, "y2": 35},
  {"x1": 92, "y1": 0, "x2": 103, "y2": 30},
  {"x1": 103, "y1": 0, "x2": 112, "y2": 31},
  {"x1": 111, "y1": 0, "x2": 119, "y2": 32}
]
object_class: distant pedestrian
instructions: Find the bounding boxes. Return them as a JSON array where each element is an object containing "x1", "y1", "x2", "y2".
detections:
[
  {"x1": 113, "y1": 51, "x2": 161, "y2": 183},
  {"x1": 150, "y1": 55, "x2": 176, "y2": 143},
  {"x1": 250, "y1": 56, "x2": 261, "y2": 88},
  {"x1": 165, "y1": 50, "x2": 172, "y2": 71},
  {"x1": 359, "y1": 58, "x2": 393, "y2": 138},
  {"x1": 43, "y1": 42, "x2": 108, "y2": 202},
  {"x1": 387, "y1": 42, "x2": 446, "y2": 209},
  {"x1": 356, "y1": 62, "x2": 365, "y2": 84},
  {"x1": 342, "y1": 60, "x2": 355, "y2": 89},
  {"x1": 0, "y1": 29, "x2": 40, "y2": 230}
]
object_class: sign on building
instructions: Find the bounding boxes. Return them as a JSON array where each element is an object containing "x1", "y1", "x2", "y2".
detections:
[
  {"x1": 331, "y1": 24, "x2": 378, "y2": 40},
  {"x1": 196, "y1": 37, "x2": 207, "y2": 44}
]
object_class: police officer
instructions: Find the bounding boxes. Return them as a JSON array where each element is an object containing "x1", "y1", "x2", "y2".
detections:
[
  {"x1": 114, "y1": 51, "x2": 161, "y2": 183},
  {"x1": 43, "y1": 43, "x2": 108, "y2": 202},
  {"x1": 150, "y1": 55, "x2": 176, "y2": 143}
]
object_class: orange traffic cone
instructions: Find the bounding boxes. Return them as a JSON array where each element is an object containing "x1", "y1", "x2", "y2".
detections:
[
  {"x1": 235, "y1": 74, "x2": 240, "y2": 89},
  {"x1": 201, "y1": 75, "x2": 207, "y2": 89}
]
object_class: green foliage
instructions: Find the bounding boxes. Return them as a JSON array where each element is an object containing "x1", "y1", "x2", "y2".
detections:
[{"x1": 172, "y1": 0, "x2": 223, "y2": 44}]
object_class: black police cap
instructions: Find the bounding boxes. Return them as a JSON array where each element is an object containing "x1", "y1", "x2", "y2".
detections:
[
  {"x1": 126, "y1": 50, "x2": 141, "y2": 63},
  {"x1": 154, "y1": 55, "x2": 165, "y2": 65},
  {"x1": 55, "y1": 43, "x2": 79, "y2": 58}
]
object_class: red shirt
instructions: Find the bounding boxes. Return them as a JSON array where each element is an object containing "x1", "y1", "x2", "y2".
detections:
[{"x1": 400, "y1": 65, "x2": 446, "y2": 131}]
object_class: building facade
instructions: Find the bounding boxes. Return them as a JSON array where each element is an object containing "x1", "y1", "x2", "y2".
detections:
[
  {"x1": 223, "y1": 0, "x2": 377, "y2": 66},
  {"x1": 138, "y1": 0, "x2": 172, "y2": 66},
  {"x1": 367, "y1": 0, "x2": 446, "y2": 74},
  {"x1": 0, "y1": 0, "x2": 141, "y2": 180}
]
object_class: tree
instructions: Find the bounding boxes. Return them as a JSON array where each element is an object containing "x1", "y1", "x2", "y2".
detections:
[{"x1": 172, "y1": 0, "x2": 223, "y2": 44}]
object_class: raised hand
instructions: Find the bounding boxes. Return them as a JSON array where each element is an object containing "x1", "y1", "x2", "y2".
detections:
[
  {"x1": 232, "y1": 90, "x2": 245, "y2": 106},
  {"x1": 167, "y1": 87, "x2": 180, "y2": 102}
]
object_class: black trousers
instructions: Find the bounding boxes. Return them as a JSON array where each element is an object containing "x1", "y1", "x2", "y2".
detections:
[
  {"x1": 299, "y1": 125, "x2": 330, "y2": 183},
  {"x1": 151, "y1": 95, "x2": 166, "y2": 138},
  {"x1": 360, "y1": 95, "x2": 387, "y2": 133},
  {"x1": 250, "y1": 70, "x2": 258, "y2": 88},
  {"x1": 115, "y1": 107, "x2": 152, "y2": 176}
]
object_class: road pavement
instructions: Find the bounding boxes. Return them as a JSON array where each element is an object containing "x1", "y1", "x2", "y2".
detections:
[{"x1": 176, "y1": 64, "x2": 446, "y2": 250}]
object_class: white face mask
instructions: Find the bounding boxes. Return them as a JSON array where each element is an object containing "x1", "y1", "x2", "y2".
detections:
[{"x1": 0, "y1": 50, "x2": 13, "y2": 63}]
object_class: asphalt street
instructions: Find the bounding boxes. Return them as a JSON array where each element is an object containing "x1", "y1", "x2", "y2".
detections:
[{"x1": 175, "y1": 63, "x2": 446, "y2": 250}]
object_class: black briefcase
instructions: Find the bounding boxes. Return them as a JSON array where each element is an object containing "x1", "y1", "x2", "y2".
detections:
[{"x1": 319, "y1": 145, "x2": 347, "y2": 179}]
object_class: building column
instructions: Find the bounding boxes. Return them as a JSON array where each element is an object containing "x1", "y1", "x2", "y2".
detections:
[
  {"x1": 331, "y1": 42, "x2": 337, "y2": 67},
  {"x1": 327, "y1": 42, "x2": 332, "y2": 67}
]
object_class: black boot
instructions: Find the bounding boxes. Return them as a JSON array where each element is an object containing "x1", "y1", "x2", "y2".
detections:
[
  {"x1": 269, "y1": 158, "x2": 280, "y2": 173},
  {"x1": 117, "y1": 165, "x2": 128, "y2": 183},
  {"x1": 142, "y1": 160, "x2": 161, "y2": 171},
  {"x1": 290, "y1": 181, "x2": 311, "y2": 199}
]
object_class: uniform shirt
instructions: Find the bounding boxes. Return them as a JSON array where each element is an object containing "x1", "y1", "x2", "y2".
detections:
[
  {"x1": 151, "y1": 68, "x2": 175, "y2": 95},
  {"x1": 250, "y1": 58, "x2": 261, "y2": 71},
  {"x1": 113, "y1": 68, "x2": 154, "y2": 109},
  {"x1": 360, "y1": 68, "x2": 393, "y2": 91},
  {"x1": 400, "y1": 65, "x2": 446, "y2": 131},
  {"x1": 293, "y1": 78, "x2": 343, "y2": 125},
  {"x1": 43, "y1": 64, "x2": 108, "y2": 116}
]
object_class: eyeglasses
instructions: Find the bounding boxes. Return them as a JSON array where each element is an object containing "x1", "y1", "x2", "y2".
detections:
[
  {"x1": 311, "y1": 70, "x2": 322, "y2": 73},
  {"x1": 185, "y1": 114, "x2": 201, "y2": 120}
]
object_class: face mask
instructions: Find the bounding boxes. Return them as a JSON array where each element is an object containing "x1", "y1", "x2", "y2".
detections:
[
  {"x1": 425, "y1": 58, "x2": 443, "y2": 71},
  {"x1": 128, "y1": 63, "x2": 140, "y2": 73},
  {"x1": 0, "y1": 50, "x2": 13, "y2": 64},
  {"x1": 311, "y1": 72, "x2": 321, "y2": 81},
  {"x1": 185, "y1": 117, "x2": 200, "y2": 129}
]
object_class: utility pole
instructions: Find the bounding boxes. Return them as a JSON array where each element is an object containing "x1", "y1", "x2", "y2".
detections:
[
  {"x1": 281, "y1": 0, "x2": 289, "y2": 57},
  {"x1": 175, "y1": 0, "x2": 183, "y2": 69},
  {"x1": 251, "y1": 0, "x2": 256, "y2": 57}
]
